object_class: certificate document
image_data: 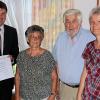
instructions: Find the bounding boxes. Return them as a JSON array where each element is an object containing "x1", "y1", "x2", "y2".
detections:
[{"x1": 0, "y1": 55, "x2": 14, "y2": 81}]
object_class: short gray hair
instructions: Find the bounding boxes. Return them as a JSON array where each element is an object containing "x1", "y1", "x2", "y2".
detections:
[
  {"x1": 89, "y1": 7, "x2": 100, "y2": 21},
  {"x1": 63, "y1": 9, "x2": 82, "y2": 24}
]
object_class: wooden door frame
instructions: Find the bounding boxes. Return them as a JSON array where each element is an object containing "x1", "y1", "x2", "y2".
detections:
[{"x1": 97, "y1": 0, "x2": 100, "y2": 6}]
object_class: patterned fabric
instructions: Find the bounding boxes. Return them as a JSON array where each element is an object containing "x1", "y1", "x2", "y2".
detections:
[
  {"x1": 17, "y1": 50, "x2": 56, "y2": 100},
  {"x1": 82, "y1": 41, "x2": 100, "y2": 100}
]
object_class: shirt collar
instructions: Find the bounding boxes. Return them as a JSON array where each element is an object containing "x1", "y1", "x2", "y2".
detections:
[
  {"x1": 0, "y1": 25, "x2": 4, "y2": 30},
  {"x1": 0, "y1": 25, "x2": 4, "y2": 34},
  {"x1": 66, "y1": 28, "x2": 81, "y2": 44}
]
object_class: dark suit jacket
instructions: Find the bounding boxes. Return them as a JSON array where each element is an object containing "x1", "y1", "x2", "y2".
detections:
[
  {"x1": 0, "y1": 24, "x2": 19, "y2": 86},
  {"x1": 3, "y1": 24, "x2": 19, "y2": 64},
  {"x1": 0, "y1": 25, "x2": 19, "y2": 99}
]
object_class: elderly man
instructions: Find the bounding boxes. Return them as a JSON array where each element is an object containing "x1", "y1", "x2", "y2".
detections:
[{"x1": 53, "y1": 9, "x2": 95, "y2": 100}]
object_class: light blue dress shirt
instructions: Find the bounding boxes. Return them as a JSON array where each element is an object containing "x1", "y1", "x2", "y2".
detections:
[{"x1": 53, "y1": 28, "x2": 95, "y2": 85}]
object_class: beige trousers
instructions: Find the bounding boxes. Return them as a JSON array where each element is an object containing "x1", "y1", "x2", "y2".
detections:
[{"x1": 60, "y1": 82, "x2": 78, "y2": 100}]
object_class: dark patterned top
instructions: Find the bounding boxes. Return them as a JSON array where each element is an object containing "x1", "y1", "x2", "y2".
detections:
[
  {"x1": 82, "y1": 41, "x2": 100, "y2": 100},
  {"x1": 17, "y1": 50, "x2": 56, "y2": 100}
]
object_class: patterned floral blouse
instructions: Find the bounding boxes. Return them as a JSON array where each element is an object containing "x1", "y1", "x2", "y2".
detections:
[
  {"x1": 82, "y1": 41, "x2": 100, "y2": 100},
  {"x1": 16, "y1": 50, "x2": 56, "y2": 100}
]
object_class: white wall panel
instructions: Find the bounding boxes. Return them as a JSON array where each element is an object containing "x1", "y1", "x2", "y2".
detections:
[{"x1": 74, "y1": 0, "x2": 96, "y2": 29}]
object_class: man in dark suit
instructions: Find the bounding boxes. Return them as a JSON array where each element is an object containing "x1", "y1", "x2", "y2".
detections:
[{"x1": 0, "y1": 1, "x2": 19, "y2": 100}]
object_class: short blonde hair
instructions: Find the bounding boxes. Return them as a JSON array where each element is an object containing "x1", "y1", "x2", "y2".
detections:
[{"x1": 89, "y1": 7, "x2": 100, "y2": 21}]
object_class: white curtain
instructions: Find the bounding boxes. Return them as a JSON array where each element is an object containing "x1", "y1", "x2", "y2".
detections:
[
  {"x1": 1, "y1": 0, "x2": 96, "y2": 51},
  {"x1": 32, "y1": 0, "x2": 73, "y2": 51},
  {"x1": 1, "y1": 0, "x2": 73, "y2": 51},
  {"x1": 1, "y1": 0, "x2": 32, "y2": 51}
]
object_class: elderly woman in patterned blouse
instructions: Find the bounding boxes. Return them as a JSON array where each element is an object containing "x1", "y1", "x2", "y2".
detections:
[
  {"x1": 77, "y1": 7, "x2": 100, "y2": 100},
  {"x1": 15, "y1": 25, "x2": 58, "y2": 100}
]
